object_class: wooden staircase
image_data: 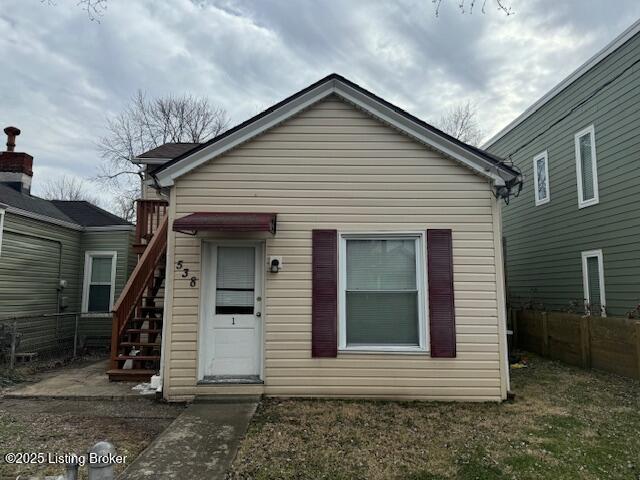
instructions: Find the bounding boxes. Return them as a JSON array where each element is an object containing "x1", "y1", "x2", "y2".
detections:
[{"x1": 108, "y1": 200, "x2": 169, "y2": 382}]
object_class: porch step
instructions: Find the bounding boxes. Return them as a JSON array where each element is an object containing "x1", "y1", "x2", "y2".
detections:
[
  {"x1": 140, "y1": 306, "x2": 163, "y2": 313},
  {"x1": 107, "y1": 369, "x2": 156, "y2": 382},
  {"x1": 115, "y1": 355, "x2": 161, "y2": 361},
  {"x1": 126, "y1": 328, "x2": 162, "y2": 334},
  {"x1": 120, "y1": 342, "x2": 161, "y2": 347}
]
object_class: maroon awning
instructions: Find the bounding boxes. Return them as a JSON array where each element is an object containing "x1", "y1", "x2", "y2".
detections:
[{"x1": 173, "y1": 212, "x2": 277, "y2": 234}]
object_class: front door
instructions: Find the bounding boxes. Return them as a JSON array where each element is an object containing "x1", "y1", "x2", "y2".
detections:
[{"x1": 200, "y1": 242, "x2": 263, "y2": 381}]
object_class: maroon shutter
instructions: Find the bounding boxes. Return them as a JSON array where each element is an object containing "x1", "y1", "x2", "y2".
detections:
[
  {"x1": 427, "y1": 229, "x2": 456, "y2": 357},
  {"x1": 312, "y1": 229, "x2": 338, "y2": 357}
]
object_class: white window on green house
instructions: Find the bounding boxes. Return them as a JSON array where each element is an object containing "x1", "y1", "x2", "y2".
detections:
[
  {"x1": 532, "y1": 150, "x2": 550, "y2": 206},
  {"x1": 339, "y1": 233, "x2": 426, "y2": 352},
  {"x1": 575, "y1": 125, "x2": 599, "y2": 208},
  {"x1": 82, "y1": 251, "x2": 117, "y2": 313},
  {"x1": 581, "y1": 249, "x2": 606, "y2": 317}
]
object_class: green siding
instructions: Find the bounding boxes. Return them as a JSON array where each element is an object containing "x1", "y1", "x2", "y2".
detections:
[
  {"x1": 0, "y1": 213, "x2": 82, "y2": 317},
  {"x1": 0, "y1": 211, "x2": 134, "y2": 350},
  {"x1": 488, "y1": 31, "x2": 640, "y2": 317},
  {"x1": 79, "y1": 228, "x2": 135, "y2": 342}
]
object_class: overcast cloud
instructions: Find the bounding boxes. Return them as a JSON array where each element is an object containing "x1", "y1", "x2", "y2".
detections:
[{"x1": 1, "y1": 0, "x2": 639, "y2": 199}]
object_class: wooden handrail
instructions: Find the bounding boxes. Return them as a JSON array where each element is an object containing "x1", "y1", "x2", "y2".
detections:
[
  {"x1": 135, "y1": 199, "x2": 168, "y2": 245},
  {"x1": 111, "y1": 216, "x2": 168, "y2": 368}
]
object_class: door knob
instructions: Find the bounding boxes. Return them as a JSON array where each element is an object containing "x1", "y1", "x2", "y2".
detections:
[{"x1": 256, "y1": 312, "x2": 262, "y2": 317}]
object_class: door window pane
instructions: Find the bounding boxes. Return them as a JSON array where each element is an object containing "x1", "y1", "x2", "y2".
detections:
[
  {"x1": 345, "y1": 238, "x2": 419, "y2": 347},
  {"x1": 216, "y1": 247, "x2": 255, "y2": 314}
]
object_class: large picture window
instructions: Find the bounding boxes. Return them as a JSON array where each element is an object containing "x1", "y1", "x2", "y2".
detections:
[
  {"x1": 575, "y1": 125, "x2": 599, "y2": 208},
  {"x1": 82, "y1": 251, "x2": 117, "y2": 313},
  {"x1": 339, "y1": 234, "x2": 426, "y2": 351}
]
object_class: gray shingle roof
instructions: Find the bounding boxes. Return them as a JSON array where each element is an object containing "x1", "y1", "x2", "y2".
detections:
[
  {"x1": 0, "y1": 184, "x2": 75, "y2": 223},
  {"x1": 0, "y1": 184, "x2": 131, "y2": 227},
  {"x1": 51, "y1": 201, "x2": 132, "y2": 227},
  {"x1": 136, "y1": 143, "x2": 201, "y2": 159}
]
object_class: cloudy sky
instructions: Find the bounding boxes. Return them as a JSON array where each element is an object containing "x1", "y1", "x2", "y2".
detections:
[{"x1": 1, "y1": 0, "x2": 639, "y2": 199}]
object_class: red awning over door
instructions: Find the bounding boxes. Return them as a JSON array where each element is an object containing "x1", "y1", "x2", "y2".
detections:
[{"x1": 172, "y1": 212, "x2": 277, "y2": 235}]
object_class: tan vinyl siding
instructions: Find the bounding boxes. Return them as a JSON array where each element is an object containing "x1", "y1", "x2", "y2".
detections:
[{"x1": 164, "y1": 95, "x2": 506, "y2": 402}]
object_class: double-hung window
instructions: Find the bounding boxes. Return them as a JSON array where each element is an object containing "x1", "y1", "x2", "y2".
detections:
[
  {"x1": 575, "y1": 125, "x2": 599, "y2": 208},
  {"x1": 533, "y1": 150, "x2": 550, "y2": 206},
  {"x1": 339, "y1": 233, "x2": 426, "y2": 352},
  {"x1": 581, "y1": 249, "x2": 606, "y2": 317},
  {"x1": 82, "y1": 251, "x2": 117, "y2": 313}
]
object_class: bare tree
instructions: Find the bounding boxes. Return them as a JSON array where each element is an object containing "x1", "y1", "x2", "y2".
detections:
[
  {"x1": 432, "y1": 0, "x2": 513, "y2": 16},
  {"x1": 41, "y1": 0, "x2": 107, "y2": 22},
  {"x1": 41, "y1": 175, "x2": 101, "y2": 204},
  {"x1": 97, "y1": 91, "x2": 229, "y2": 220},
  {"x1": 434, "y1": 101, "x2": 484, "y2": 147}
]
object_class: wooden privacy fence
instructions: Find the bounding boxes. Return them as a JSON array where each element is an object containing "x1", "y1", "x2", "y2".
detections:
[{"x1": 511, "y1": 309, "x2": 640, "y2": 380}]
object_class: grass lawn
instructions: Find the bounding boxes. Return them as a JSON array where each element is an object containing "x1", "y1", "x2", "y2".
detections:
[{"x1": 229, "y1": 355, "x2": 640, "y2": 480}]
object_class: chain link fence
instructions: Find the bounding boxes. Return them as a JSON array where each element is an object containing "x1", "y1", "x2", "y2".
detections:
[{"x1": 0, "y1": 313, "x2": 85, "y2": 369}]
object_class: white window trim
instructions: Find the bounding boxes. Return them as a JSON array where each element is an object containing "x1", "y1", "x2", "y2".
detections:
[
  {"x1": 0, "y1": 208, "x2": 5, "y2": 257},
  {"x1": 532, "y1": 150, "x2": 550, "y2": 206},
  {"x1": 82, "y1": 250, "x2": 118, "y2": 314},
  {"x1": 338, "y1": 232, "x2": 428, "y2": 353},
  {"x1": 581, "y1": 249, "x2": 606, "y2": 317},
  {"x1": 575, "y1": 125, "x2": 599, "y2": 209}
]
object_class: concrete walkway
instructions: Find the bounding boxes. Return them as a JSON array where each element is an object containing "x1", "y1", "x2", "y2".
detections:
[
  {"x1": 119, "y1": 401, "x2": 258, "y2": 480},
  {"x1": 4, "y1": 360, "x2": 152, "y2": 401}
]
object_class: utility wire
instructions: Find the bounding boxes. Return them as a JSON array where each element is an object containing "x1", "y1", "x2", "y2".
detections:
[{"x1": 506, "y1": 55, "x2": 640, "y2": 160}]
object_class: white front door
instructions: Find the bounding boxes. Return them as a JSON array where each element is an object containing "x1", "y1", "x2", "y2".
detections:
[{"x1": 200, "y1": 242, "x2": 263, "y2": 381}]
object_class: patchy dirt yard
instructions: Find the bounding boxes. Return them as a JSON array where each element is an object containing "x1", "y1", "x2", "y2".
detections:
[
  {"x1": 229, "y1": 355, "x2": 640, "y2": 480},
  {"x1": 0, "y1": 399, "x2": 183, "y2": 479}
]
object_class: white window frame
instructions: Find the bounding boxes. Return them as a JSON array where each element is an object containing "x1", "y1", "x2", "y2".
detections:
[
  {"x1": 0, "y1": 208, "x2": 5, "y2": 257},
  {"x1": 532, "y1": 150, "x2": 550, "y2": 206},
  {"x1": 581, "y1": 249, "x2": 606, "y2": 317},
  {"x1": 575, "y1": 125, "x2": 599, "y2": 209},
  {"x1": 82, "y1": 250, "x2": 118, "y2": 314},
  {"x1": 338, "y1": 232, "x2": 428, "y2": 353}
]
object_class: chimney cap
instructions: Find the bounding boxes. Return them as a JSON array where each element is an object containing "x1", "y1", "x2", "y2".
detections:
[{"x1": 4, "y1": 126, "x2": 20, "y2": 137}]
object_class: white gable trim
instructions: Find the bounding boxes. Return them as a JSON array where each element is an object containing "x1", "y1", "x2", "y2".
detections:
[{"x1": 155, "y1": 78, "x2": 511, "y2": 187}]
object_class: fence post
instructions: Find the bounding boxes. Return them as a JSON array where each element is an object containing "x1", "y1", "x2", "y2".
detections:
[
  {"x1": 9, "y1": 321, "x2": 17, "y2": 369},
  {"x1": 635, "y1": 322, "x2": 640, "y2": 381},
  {"x1": 579, "y1": 316, "x2": 592, "y2": 369},
  {"x1": 65, "y1": 460, "x2": 79, "y2": 480},
  {"x1": 87, "y1": 441, "x2": 116, "y2": 480},
  {"x1": 541, "y1": 312, "x2": 549, "y2": 357},
  {"x1": 73, "y1": 314, "x2": 79, "y2": 358}
]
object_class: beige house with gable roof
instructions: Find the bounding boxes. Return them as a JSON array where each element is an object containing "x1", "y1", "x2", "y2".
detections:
[{"x1": 109, "y1": 74, "x2": 521, "y2": 403}]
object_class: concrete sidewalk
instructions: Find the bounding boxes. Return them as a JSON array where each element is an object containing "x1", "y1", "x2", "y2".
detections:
[
  {"x1": 119, "y1": 401, "x2": 258, "y2": 480},
  {"x1": 4, "y1": 360, "x2": 151, "y2": 401}
]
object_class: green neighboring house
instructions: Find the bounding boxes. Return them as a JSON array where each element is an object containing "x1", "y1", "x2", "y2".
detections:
[
  {"x1": 0, "y1": 126, "x2": 135, "y2": 347},
  {"x1": 485, "y1": 20, "x2": 640, "y2": 317}
]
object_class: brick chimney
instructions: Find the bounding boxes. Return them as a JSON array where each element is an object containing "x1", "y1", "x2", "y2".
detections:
[{"x1": 0, "y1": 126, "x2": 33, "y2": 194}]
